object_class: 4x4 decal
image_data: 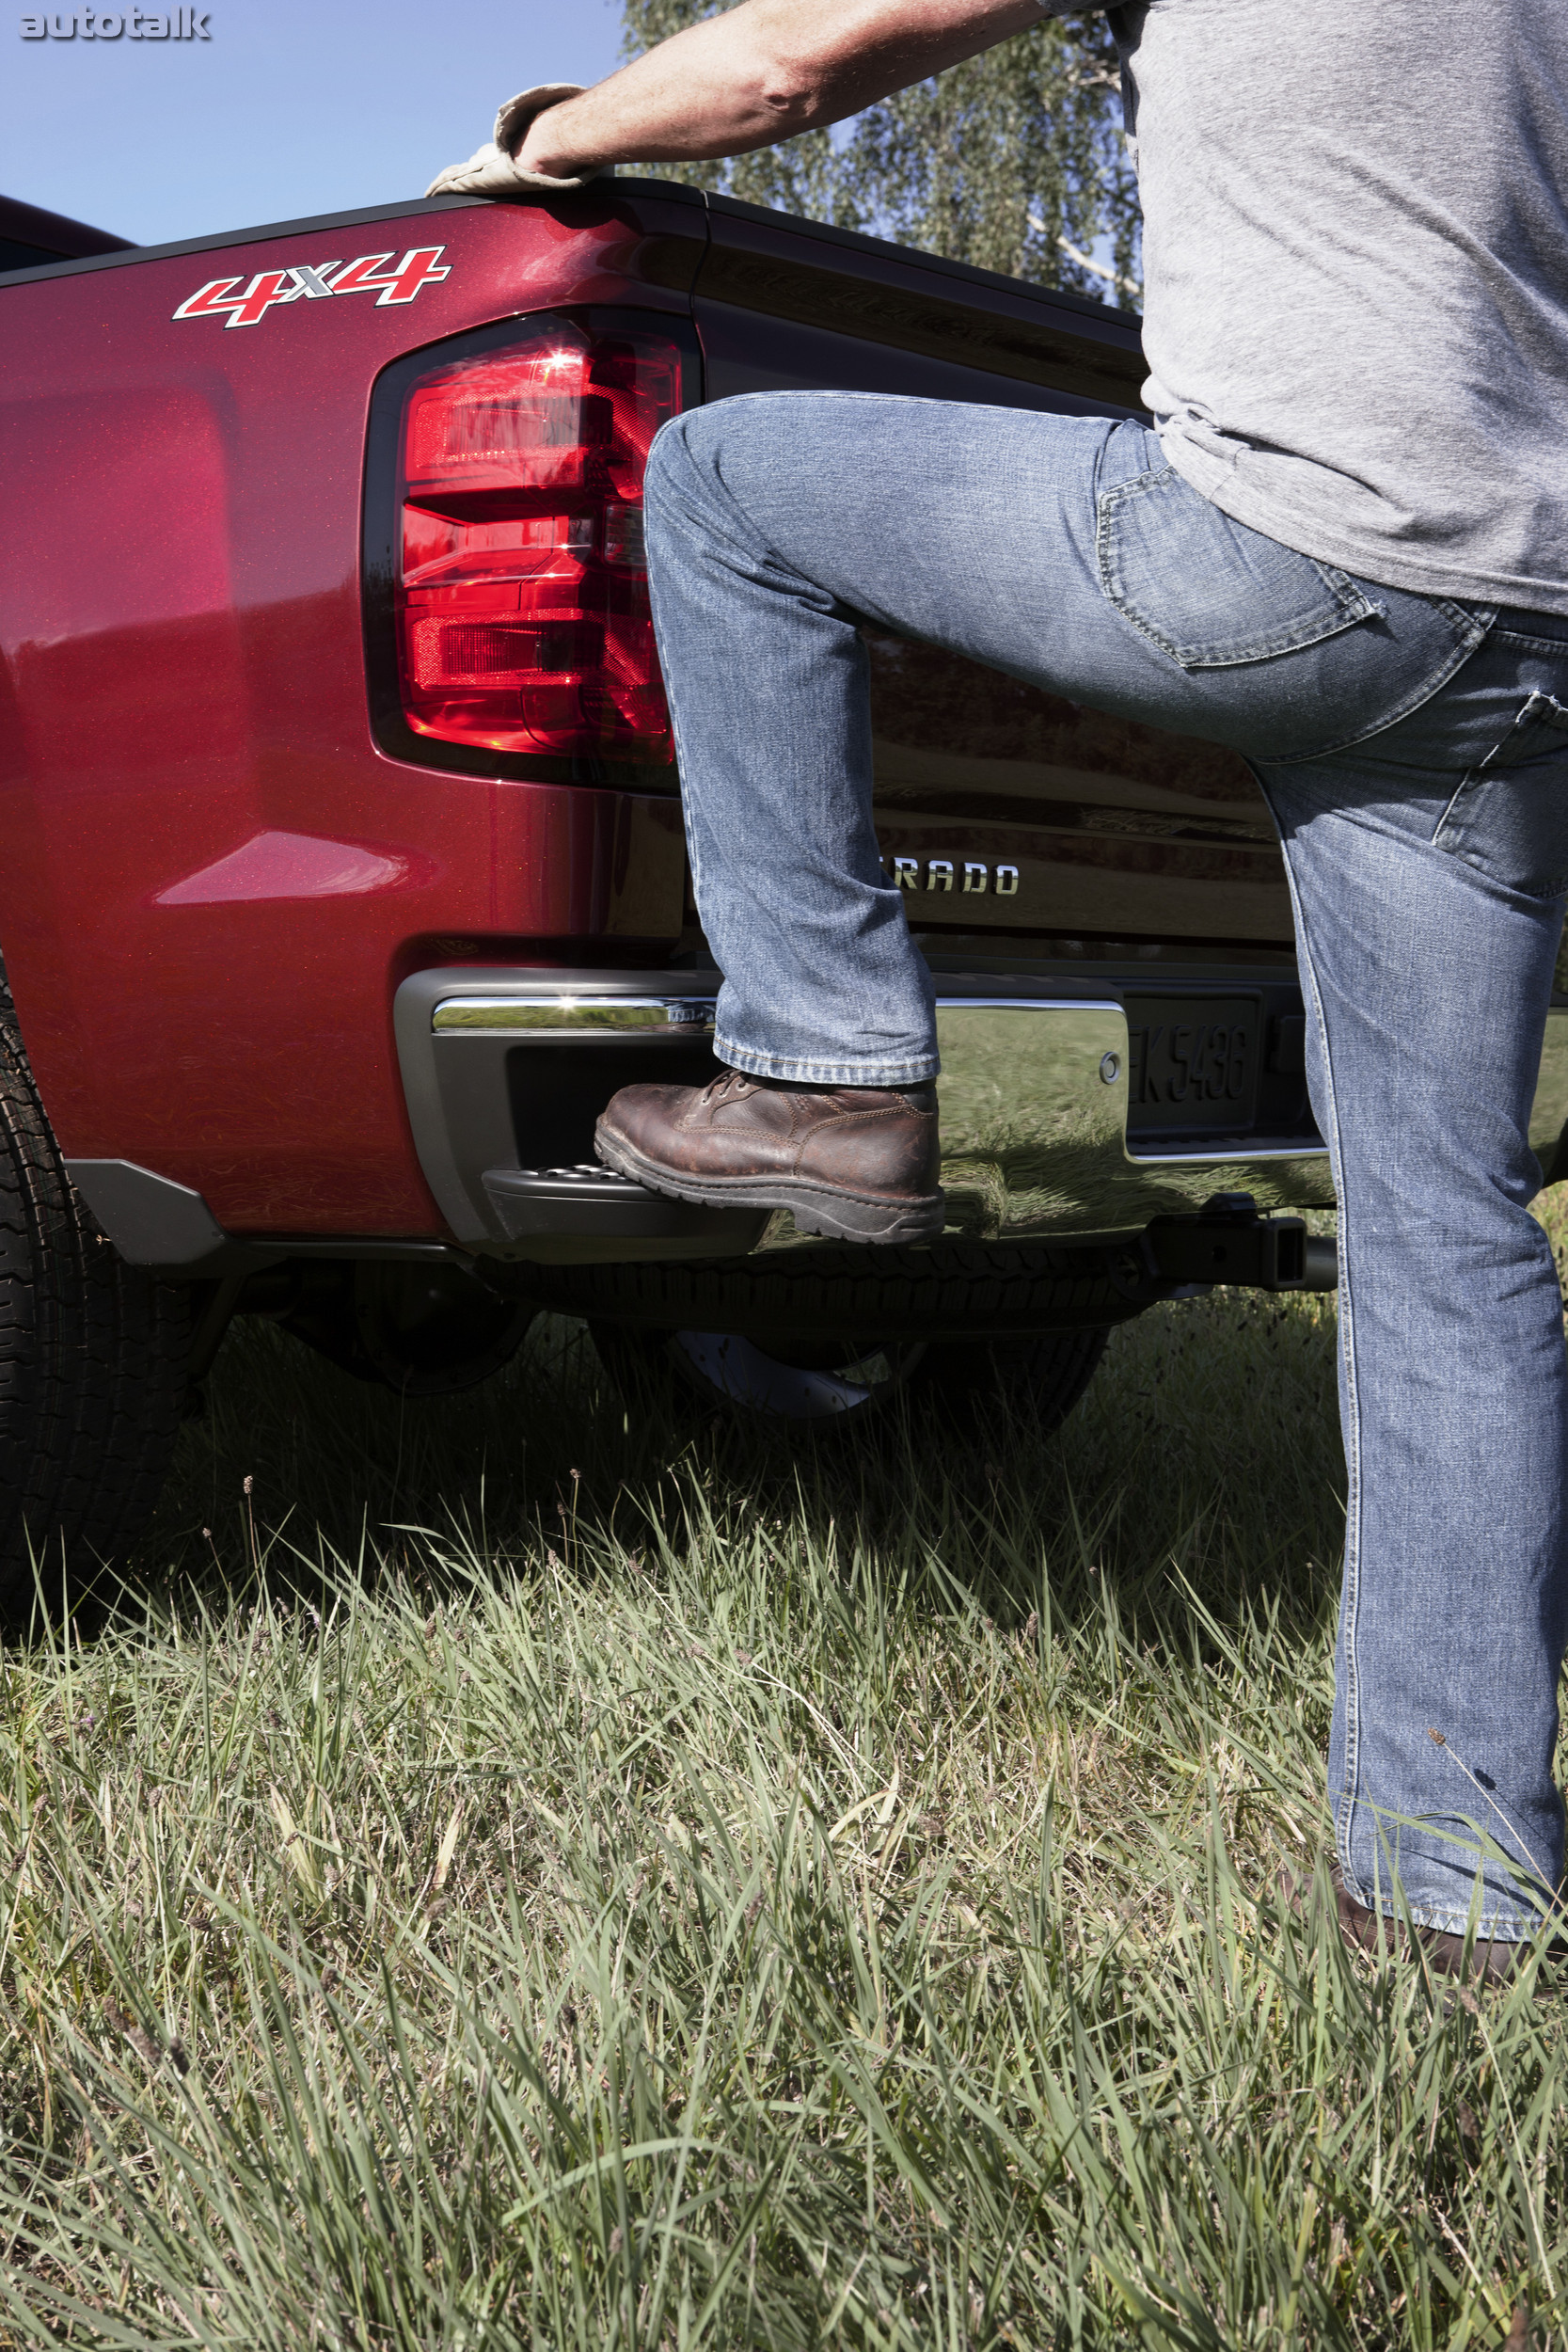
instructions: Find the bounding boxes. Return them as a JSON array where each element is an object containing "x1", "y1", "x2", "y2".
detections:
[{"x1": 173, "y1": 246, "x2": 450, "y2": 328}]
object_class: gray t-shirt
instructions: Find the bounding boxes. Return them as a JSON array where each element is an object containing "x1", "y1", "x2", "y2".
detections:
[{"x1": 1065, "y1": 1, "x2": 1568, "y2": 614}]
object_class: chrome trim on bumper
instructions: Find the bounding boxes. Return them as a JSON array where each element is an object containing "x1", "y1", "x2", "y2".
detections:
[{"x1": 434, "y1": 994, "x2": 717, "y2": 1037}]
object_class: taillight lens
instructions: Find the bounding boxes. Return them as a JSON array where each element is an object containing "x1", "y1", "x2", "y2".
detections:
[{"x1": 394, "y1": 322, "x2": 679, "y2": 761}]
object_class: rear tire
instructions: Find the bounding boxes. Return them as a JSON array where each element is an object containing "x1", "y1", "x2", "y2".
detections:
[
  {"x1": 920, "y1": 1327, "x2": 1111, "y2": 1436},
  {"x1": 591, "y1": 1320, "x2": 1108, "y2": 1438},
  {"x1": 0, "y1": 977, "x2": 190, "y2": 1627}
]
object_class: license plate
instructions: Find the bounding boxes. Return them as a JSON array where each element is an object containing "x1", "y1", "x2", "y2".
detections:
[{"x1": 1124, "y1": 994, "x2": 1261, "y2": 1137}]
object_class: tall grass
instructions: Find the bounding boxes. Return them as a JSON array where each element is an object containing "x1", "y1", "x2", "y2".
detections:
[{"x1": 1, "y1": 1248, "x2": 1564, "y2": 2347}]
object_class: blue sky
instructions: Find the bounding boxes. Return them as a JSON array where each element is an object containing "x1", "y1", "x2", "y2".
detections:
[{"x1": 3, "y1": 1, "x2": 627, "y2": 247}]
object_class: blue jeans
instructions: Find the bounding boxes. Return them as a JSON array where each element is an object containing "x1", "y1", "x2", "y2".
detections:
[{"x1": 643, "y1": 397, "x2": 1568, "y2": 1939}]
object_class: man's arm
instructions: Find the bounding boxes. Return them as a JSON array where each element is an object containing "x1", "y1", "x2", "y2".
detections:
[{"x1": 517, "y1": 0, "x2": 1052, "y2": 180}]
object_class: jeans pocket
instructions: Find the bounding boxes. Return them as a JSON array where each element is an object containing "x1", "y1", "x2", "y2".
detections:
[
  {"x1": 1097, "y1": 463, "x2": 1384, "y2": 670},
  {"x1": 1433, "y1": 691, "x2": 1568, "y2": 898}
]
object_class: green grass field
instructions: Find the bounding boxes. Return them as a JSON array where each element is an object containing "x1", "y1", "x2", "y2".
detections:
[{"x1": 2, "y1": 1220, "x2": 1566, "y2": 2349}]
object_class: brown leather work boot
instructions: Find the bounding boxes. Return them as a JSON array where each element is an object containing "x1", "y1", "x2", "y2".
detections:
[
  {"x1": 1281, "y1": 1860, "x2": 1559, "y2": 1991},
  {"x1": 594, "y1": 1067, "x2": 944, "y2": 1245}
]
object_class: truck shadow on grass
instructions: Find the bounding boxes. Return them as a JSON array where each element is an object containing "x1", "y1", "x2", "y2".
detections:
[{"x1": 132, "y1": 1282, "x2": 1349, "y2": 1663}]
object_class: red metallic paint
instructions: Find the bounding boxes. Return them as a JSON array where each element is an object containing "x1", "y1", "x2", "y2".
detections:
[{"x1": 0, "y1": 192, "x2": 705, "y2": 1235}]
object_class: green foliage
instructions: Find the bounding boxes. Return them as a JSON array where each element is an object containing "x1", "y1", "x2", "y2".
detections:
[
  {"x1": 620, "y1": 1, "x2": 1142, "y2": 305},
  {"x1": 3, "y1": 1266, "x2": 1568, "y2": 2345}
]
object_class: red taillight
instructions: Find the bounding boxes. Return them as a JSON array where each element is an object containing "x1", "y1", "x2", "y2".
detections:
[{"x1": 393, "y1": 322, "x2": 679, "y2": 761}]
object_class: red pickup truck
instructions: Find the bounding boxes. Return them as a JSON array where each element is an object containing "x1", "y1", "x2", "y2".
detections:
[{"x1": 5, "y1": 179, "x2": 1565, "y2": 1606}]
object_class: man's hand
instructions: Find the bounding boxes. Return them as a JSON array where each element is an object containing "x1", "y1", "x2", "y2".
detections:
[
  {"x1": 425, "y1": 85, "x2": 610, "y2": 198},
  {"x1": 515, "y1": 0, "x2": 1050, "y2": 182}
]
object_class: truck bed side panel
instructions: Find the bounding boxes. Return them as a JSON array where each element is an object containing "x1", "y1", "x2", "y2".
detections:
[{"x1": 0, "y1": 192, "x2": 704, "y2": 1232}]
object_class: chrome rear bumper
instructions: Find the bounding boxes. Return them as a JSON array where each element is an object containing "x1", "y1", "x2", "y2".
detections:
[{"x1": 393, "y1": 967, "x2": 1568, "y2": 1259}]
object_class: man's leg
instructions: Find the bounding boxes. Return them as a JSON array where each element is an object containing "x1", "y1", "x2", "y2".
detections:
[
  {"x1": 1259, "y1": 727, "x2": 1568, "y2": 1940},
  {"x1": 596, "y1": 396, "x2": 1135, "y2": 1242},
  {"x1": 638, "y1": 398, "x2": 1115, "y2": 1087}
]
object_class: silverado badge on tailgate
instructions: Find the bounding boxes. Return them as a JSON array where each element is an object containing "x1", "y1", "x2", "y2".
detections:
[{"x1": 173, "y1": 247, "x2": 450, "y2": 327}]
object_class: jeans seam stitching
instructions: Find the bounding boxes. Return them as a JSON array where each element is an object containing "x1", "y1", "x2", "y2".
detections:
[
  {"x1": 716, "y1": 1039, "x2": 941, "y2": 1086},
  {"x1": 1096, "y1": 471, "x2": 1382, "y2": 670},
  {"x1": 1479, "y1": 692, "x2": 1568, "y2": 773},
  {"x1": 1359, "y1": 1901, "x2": 1537, "y2": 1941},
  {"x1": 1095, "y1": 475, "x2": 1186, "y2": 665},
  {"x1": 1432, "y1": 767, "x2": 1480, "y2": 850},
  {"x1": 1266, "y1": 605, "x2": 1494, "y2": 766},
  {"x1": 1266, "y1": 806, "x2": 1364, "y2": 1878}
]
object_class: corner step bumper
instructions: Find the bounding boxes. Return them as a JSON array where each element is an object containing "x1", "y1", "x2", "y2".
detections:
[{"x1": 393, "y1": 967, "x2": 1341, "y2": 1259}]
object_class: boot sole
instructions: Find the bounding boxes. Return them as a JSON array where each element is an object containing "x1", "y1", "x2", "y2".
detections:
[{"x1": 594, "y1": 1122, "x2": 945, "y2": 1246}]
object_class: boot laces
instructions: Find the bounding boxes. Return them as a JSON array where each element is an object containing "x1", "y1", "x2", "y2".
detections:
[{"x1": 701, "y1": 1068, "x2": 756, "y2": 1107}]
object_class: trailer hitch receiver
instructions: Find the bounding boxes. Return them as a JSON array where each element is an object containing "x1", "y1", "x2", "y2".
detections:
[{"x1": 1145, "y1": 1192, "x2": 1337, "y2": 1294}]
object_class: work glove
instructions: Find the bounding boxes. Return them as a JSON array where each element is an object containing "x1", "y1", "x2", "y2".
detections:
[{"x1": 424, "y1": 85, "x2": 611, "y2": 199}]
